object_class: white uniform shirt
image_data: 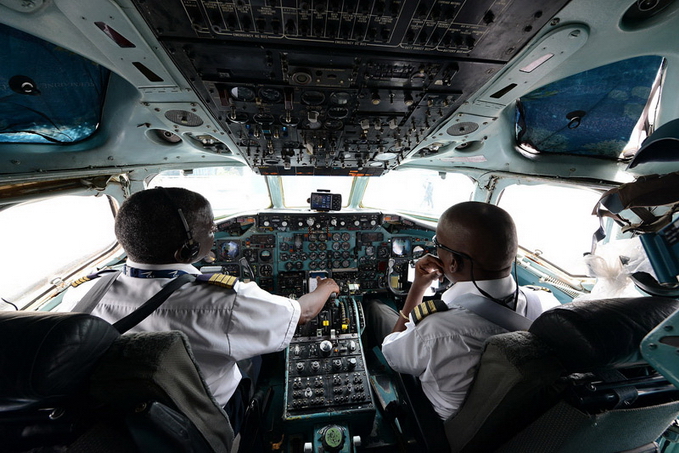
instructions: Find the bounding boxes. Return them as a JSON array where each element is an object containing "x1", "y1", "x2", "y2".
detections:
[
  {"x1": 381, "y1": 276, "x2": 559, "y2": 420},
  {"x1": 59, "y1": 261, "x2": 301, "y2": 406}
]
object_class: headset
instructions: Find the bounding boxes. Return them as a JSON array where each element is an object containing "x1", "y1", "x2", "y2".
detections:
[{"x1": 159, "y1": 187, "x2": 201, "y2": 262}]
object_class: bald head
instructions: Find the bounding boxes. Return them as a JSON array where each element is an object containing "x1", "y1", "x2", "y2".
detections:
[{"x1": 438, "y1": 202, "x2": 517, "y2": 275}]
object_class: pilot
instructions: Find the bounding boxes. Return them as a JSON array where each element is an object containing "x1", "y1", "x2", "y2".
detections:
[
  {"x1": 59, "y1": 187, "x2": 339, "y2": 432},
  {"x1": 367, "y1": 201, "x2": 558, "y2": 421}
]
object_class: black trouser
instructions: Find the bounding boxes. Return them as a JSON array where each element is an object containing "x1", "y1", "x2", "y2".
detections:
[{"x1": 224, "y1": 356, "x2": 262, "y2": 435}]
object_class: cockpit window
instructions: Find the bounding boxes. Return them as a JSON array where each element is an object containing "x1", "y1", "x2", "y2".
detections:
[
  {"x1": 0, "y1": 23, "x2": 109, "y2": 144},
  {"x1": 516, "y1": 55, "x2": 664, "y2": 159},
  {"x1": 149, "y1": 166, "x2": 271, "y2": 217},
  {"x1": 362, "y1": 169, "x2": 474, "y2": 219},
  {"x1": 498, "y1": 183, "x2": 602, "y2": 276},
  {"x1": 281, "y1": 176, "x2": 353, "y2": 208},
  {"x1": 0, "y1": 195, "x2": 117, "y2": 309}
]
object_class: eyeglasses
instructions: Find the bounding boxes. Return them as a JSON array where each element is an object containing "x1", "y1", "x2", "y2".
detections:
[{"x1": 432, "y1": 235, "x2": 472, "y2": 261}]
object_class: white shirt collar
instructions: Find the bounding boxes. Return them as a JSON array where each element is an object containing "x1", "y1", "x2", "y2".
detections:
[
  {"x1": 125, "y1": 259, "x2": 201, "y2": 275},
  {"x1": 441, "y1": 275, "x2": 517, "y2": 307}
]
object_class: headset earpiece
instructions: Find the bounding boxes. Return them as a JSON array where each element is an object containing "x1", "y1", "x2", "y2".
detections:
[
  {"x1": 159, "y1": 187, "x2": 201, "y2": 262},
  {"x1": 175, "y1": 207, "x2": 200, "y2": 261},
  {"x1": 178, "y1": 240, "x2": 200, "y2": 261}
]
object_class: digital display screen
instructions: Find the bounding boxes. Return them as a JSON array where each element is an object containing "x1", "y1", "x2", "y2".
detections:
[
  {"x1": 219, "y1": 240, "x2": 240, "y2": 261},
  {"x1": 310, "y1": 192, "x2": 334, "y2": 210},
  {"x1": 391, "y1": 237, "x2": 412, "y2": 257}
]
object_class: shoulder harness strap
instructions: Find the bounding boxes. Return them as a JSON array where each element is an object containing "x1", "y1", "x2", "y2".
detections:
[
  {"x1": 454, "y1": 293, "x2": 532, "y2": 331},
  {"x1": 196, "y1": 273, "x2": 238, "y2": 289},
  {"x1": 412, "y1": 299, "x2": 449, "y2": 325},
  {"x1": 72, "y1": 270, "x2": 122, "y2": 314}
]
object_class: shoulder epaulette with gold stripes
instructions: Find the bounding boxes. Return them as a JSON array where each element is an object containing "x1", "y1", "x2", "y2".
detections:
[
  {"x1": 196, "y1": 273, "x2": 238, "y2": 289},
  {"x1": 412, "y1": 299, "x2": 449, "y2": 325},
  {"x1": 71, "y1": 270, "x2": 119, "y2": 288}
]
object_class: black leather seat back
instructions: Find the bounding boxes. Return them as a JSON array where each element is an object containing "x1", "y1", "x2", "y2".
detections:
[
  {"x1": 0, "y1": 311, "x2": 233, "y2": 453},
  {"x1": 445, "y1": 297, "x2": 679, "y2": 453},
  {"x1": 0, "y1": 311, "x2": 120, "y2": 450}
]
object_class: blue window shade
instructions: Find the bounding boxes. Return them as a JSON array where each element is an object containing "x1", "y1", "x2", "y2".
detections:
[
  {"x1": 516, "y1": 56, "x2": 663, "y2": 158},
  {"x1": 0, "y1": 23, "x2": 109, "y2": 144}
]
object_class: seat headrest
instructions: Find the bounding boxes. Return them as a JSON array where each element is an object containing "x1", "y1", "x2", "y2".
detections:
[
  {"x1": 0, "y1": 311, "x2": 119, "y2": 411},
  {"x1": 529, "y1": 297, "x2": 679, "y2": 372}
]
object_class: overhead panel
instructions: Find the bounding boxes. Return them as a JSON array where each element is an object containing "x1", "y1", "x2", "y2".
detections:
[{"x1": 132, "y1": 0, "x2": 571, "y2": 175}]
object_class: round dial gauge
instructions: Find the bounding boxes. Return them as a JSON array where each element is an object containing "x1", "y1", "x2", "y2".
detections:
[
  {"x1": 259, "y1": 249, "x2": 272, "y2": 261},
  {"x1": 327, "y1": 107, "x2": 349, "y2": 119},
  {"x1": 258, "y1": 87, "x2": 282, "y2": 103},
  {"x1": 253, "y1": 113, "x2": 275, "y2": 125},
  {"x1": 301, "y1": 90, "x2": 326, "y2": 105},
  {"x1": 230, "y1": 86, "x2": 256, "y2": 101},
  {"x1": 260, "y1": 264, "x2": 273, "y2": 276},
  {"x1": 330, "y1": 91, "x2": 351, "y2": 105}
]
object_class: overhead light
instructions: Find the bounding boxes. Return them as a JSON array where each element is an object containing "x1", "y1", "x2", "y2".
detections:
[{"x1": 520, "y1": 53, "x2": 555, "y2": 73}]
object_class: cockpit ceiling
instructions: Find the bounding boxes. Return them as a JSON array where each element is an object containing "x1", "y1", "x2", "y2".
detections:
[{"x1": 131, "y1": 0, "x2": 572, "y2": 176}]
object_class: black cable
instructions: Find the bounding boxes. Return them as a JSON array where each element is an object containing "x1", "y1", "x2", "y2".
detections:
[
  {"x1": 1, "y1": 297, "x2": 19, "y2": 311},
  {"x1": 466, "y1": 256, "x2": 519, "y2": 310}
]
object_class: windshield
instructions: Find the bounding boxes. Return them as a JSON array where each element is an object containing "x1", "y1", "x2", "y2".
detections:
[
  {"x1": 150, "y1": 166, "x2": 271, "y2": 218},
  {"x1": 363, "y1": 169, "x2": 474, "y2": 219},
  {"x1": 280, "y1": 176, "x2": 354, "y2": 208}
]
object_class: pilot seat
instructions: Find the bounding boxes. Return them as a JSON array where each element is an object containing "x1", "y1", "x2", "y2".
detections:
[
  {"x1": 444, "y1": 296, "x2": 679, "y2": 453},
  {"x1": 0, "y1": 311, "x2": 234, "y2": 452}
]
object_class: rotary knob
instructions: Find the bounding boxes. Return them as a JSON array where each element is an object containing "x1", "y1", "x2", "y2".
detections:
[
  {"x1": 319, "y1": 340, "x2": 333, "y2": 357},
  {"x1": 319, "y1": 424, "x2": 346, "y2": 453}
]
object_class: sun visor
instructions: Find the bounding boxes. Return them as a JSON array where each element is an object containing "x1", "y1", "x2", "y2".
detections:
[{"x1": 628, "y1": 119, "x2": 679, "y2": 169}]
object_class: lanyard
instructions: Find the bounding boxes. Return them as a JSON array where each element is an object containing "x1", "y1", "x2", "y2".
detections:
[{"x1": 123, "y1": 265, "x2": 190, "y2": 279}]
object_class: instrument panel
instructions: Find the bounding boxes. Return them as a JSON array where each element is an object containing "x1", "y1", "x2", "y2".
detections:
[
  {"x1": 200, "y1": 211, "x2": 435, "y2": 297},
  {"x1": 284, "y1": 295, "x2": 373, "y2": 421}
]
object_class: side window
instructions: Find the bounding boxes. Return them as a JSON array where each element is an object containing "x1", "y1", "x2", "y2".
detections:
[
  {"x1": 0, "y1": 195, "x2": 117, "y2": 309},
  {"x1": 498, "y1": 184, "x2": 602, "y2": 276}
]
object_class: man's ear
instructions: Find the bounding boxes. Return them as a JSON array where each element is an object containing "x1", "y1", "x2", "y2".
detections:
[{"x1": 448, "y1": 253, "x2": 464, "y2": 274}]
